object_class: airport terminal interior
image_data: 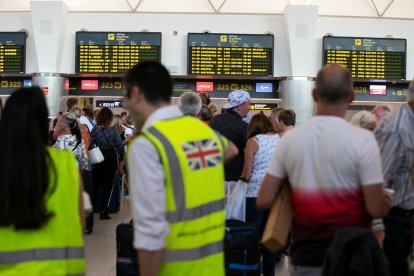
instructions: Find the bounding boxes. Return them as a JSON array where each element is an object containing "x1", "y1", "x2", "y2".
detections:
[{"x1": 1, "y1": 0, "x2": 414, "y2": 275}]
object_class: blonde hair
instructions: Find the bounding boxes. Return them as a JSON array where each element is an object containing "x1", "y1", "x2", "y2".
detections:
[
  {"x1": 113, "y1": 114, "x2": 123, "y2": 133},
  {"x1": 350, "y1": 111, "x2": 377, "y2": 129}
]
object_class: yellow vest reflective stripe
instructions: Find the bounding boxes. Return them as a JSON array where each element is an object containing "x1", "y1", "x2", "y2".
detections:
[
  {"x1": 0, "y1": 247, "x2": 84, "y2": 265},
  {"x1": 141, "y1": 116, "x2": 227, "y2": 276},
  {"x1": 0, "y1": 147, "x2": 85, "y2": 276}
]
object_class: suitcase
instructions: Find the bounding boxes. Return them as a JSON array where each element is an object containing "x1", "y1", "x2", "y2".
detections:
[
  {"x1": 225, "y1": 220, "x2": 261, "y2": 276},
  {"x1": 116, "y1": 175, "x2": 138, "y2": 275},
  {"x1": 116, "y1": 221, "x2": 139, "y2": 276}
]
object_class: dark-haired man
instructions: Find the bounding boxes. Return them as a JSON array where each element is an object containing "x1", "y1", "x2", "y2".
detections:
[
  {"x1": 257, "y1": 64, "x2": 391, "y2": 275},
  {"x1": 80, "y1": 105, "x2": 94, "y2": 132},
  {"x1": 66, "y1": 97, "x2": 79, "y2": 112},
  {"x1": 124, "y1": 61, "x2": 238, "y2": 276},
  {"x1": 277, "y1": 109, "x2": 296, "y2": 136}
]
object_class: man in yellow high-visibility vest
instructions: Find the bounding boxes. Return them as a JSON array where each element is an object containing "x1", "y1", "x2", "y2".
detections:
[{"x1": 124, "y1": 61, "x2": 238, "y2": 276}]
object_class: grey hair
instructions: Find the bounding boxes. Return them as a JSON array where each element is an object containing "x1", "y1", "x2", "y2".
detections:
[
  {"x1": 350, "y1": 111, "x2": 376, "y2": 129},
  {"x1": 408, "y1": 79, "x2": 414, "y2": 102},
  {"x1": 179, "y1": 92, "x2": 202, "y2": 116}
]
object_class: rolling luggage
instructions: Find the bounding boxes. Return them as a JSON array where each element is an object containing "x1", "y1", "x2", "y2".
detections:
[
  {"x1": 116, "y1": 221, "x2": 139, "y2": 276},
  {"x1": 116, "y1": 175, "x2": 138, "y2": 276},
  {"x1": 225, "y1": 220, "x2": 261, "y2": 276}
]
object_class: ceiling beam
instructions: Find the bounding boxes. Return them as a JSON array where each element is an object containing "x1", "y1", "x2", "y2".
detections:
[
  {"x1": 207, "y1": 0, "x2": 218, "y2": 13},
  {"x1": 217, "y1": 0, "x2": 227, "y2": 12},
  {"x1": 125, "y1": 0, "x2": 134, "y2": 12},
  {"x1": 134, "y1": 0, "x2": 144, "y2": 12},
  {"x1": 381, "y1": 0, "x2": 396, "y2": 17},
  {"x1": 370, "y1": 0, "x2": 381, "y2": 17}
]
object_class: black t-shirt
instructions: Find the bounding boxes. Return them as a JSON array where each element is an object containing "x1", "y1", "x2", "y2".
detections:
[{"x1": 209, "y1": 110, "x2": 247, "y2": 181}]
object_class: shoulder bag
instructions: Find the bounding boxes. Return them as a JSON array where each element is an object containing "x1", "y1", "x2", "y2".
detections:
[{"x1": 89, "y1": 130, "x2": 105, "y2": 164}]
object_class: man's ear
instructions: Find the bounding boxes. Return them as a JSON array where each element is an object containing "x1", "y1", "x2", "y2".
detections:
[
  {"x1": 129, "y1": 86, "x2": 141, "y2": 105},
  {"x1": 312, "y1": 89, "x2": 318, "y2": 102}
]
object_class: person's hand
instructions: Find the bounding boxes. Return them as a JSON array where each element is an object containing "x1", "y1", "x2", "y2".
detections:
[
  {"x1": 119, "y1": 161, "x2": 125, "y2": 176},
  {"x1": 373, "y1": 229, "x2": 385, "y2": 248},
  {"x1": 383, "y1": 188, "x2": 393, "y2": 205}
]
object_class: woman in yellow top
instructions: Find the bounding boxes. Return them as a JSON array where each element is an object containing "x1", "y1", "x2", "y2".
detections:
[{"x1": 0, "y1": 87, "x2": 85, "y2": 275}]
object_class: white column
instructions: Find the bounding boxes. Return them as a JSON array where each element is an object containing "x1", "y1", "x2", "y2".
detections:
[
  {"x1": 281, "y1": 5, "x2": 318, "y2": 124},
  {"x1": 30, "y1": 0, "x2": 68, "y2": 73},
  {"x1": 284, "y1": 5, "x2": 318, "y2": 76}
]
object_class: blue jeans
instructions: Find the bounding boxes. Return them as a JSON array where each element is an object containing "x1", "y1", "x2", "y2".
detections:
[{"x1": 246, "y1": 197, "x2": 276, "y2": 276}]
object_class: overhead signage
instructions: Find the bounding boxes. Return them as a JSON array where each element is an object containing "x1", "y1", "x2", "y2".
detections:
[
  {"x1": 96, "y1": 100, "x2": 122, "y2": 108},
  {"x1": 81, "y1": 80, "x2": 99, "y2": 90},
  {"x1": 250, "y1": 103, "x2": 278, "y2": 111},
  {"x1": 196, "y1": 81, "x2": 214, "y2": 92},
  {"x1": 188, "y1": 33, "x2": 274, "y2": 76},
  {"x1": 369, "y1": 85, "x2": 387, "y2": 96},
  {"x1": 255, "y1": 82, "x2": 273, "y2": 93},
  {"x1": 323, "y1": 36, "x2": 406, "y2": 80},
  {"x1": 76, "y1": 32, "x2": 162, "y2": 73},
  {"x1": 0, "y1": 32, "x2": 26, "y2": 73},
  {"x1": 23, "y1": 79, "x2": 32, "y2": 87}
]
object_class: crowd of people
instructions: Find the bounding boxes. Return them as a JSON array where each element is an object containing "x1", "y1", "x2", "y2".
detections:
[{"x1": 0, "y1": 61, "x2": 413, "y2": 276}]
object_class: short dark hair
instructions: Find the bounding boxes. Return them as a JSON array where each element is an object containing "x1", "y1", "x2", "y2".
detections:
[
  {"x1": 66, "y1": 97, "x2": 79, "y2": 112},
  {"x1": 120, "y1": 111, "x2": 127, "y2": 118},
  {"x1": 96, "y1": 107, "x2": 114, "y2": 128},
  {"x1": 315, "y1": 64, "x2": 353, "y2": 104},
  {"x1": 124, "y1": 61, "x2": 172, "y2": 104},
  {"x1": 247, "y1": 113, "x2": 275, "y2": 139},
  {"x1": 199, "y1": 107, "x2": 212, "y2": 121},
  {"x1": 278, "y1": 109, "x2": 296, "y2": 126},
  {"x1": 82, "y1": 106, "x2": 94, "y2": 118},
  {"x1": 199, "y1": 93, "x2": 211, "y2": 105}
]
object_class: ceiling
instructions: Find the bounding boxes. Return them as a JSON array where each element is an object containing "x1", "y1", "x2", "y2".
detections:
[{"x1": 1, "y1": 0, "x2": 413, "y2": 20}]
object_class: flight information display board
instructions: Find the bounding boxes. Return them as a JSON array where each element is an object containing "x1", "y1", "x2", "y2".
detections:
[
  {"x1": 323, "y1": 36, "x2": 406, "y2": 80},
  {"x1": 0, "y1": 32, "x2": 26, "y2": 73},
  {"x1": 76, "y1": 32, "x2": 161, "y2": 73},
  {"x1": 188, "y1": 33, "x2": 273, "y2": 76}
]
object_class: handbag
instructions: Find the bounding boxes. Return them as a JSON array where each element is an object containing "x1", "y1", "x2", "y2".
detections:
[
  {"x1": 261, "y1": 181, "x2": 293, "y2": 252},
  {"x1": 88, "y1": 132, "x2": 104, "y2": 164},
  {"x1": 225, "y1": 180, "x2": 247, "y2": 222},
  {"x1": 89, "y1": 146, "x2": 104, "y2": 164}
]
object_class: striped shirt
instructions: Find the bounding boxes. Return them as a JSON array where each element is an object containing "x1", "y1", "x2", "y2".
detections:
[{"x1": 375, "y1": 103, "x2": 414, "y2": 209}]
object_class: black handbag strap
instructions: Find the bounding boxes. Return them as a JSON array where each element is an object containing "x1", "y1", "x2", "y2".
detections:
[{"x1": 72, "y1": 140, "x2": 81, "y2": 152}]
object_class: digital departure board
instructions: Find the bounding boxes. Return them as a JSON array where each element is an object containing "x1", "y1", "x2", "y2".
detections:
[
  {"x1": 0, "y1": 32, "x2": 25, "y2": 73},
  {"x1": 76, "y1": 32, "x2": 161, "y2": 73},
  {"x1": 188, "y1": 33, "x2": 273, "y2": 76},
  {"x1": 323, "y1": 36, "x2": 406, "y2": 80}
]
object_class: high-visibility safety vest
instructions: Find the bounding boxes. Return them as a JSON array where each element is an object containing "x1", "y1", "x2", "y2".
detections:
[
  {"x1": 0, "y1": 147, "x2": 85, "y2": 276},
  {"x1": 141, "y1": 116, "x2": 228, "y2": 276}
]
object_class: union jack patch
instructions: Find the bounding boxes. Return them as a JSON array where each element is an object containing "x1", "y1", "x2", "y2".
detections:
[{"x1": 181, "y1": 139, "x2": 222, "y2": 171}]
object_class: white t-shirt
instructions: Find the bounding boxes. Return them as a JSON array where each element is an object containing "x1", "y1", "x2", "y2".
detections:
[
  {"x1": 268, "y1": 116, "x2": 383, "y2": 191},
  {"x1": 124, "y1": 127, "x2": 134, "y2": 137},
  {"x1": 267, "y1": 115, "x2": 384, "y2": 266}
]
